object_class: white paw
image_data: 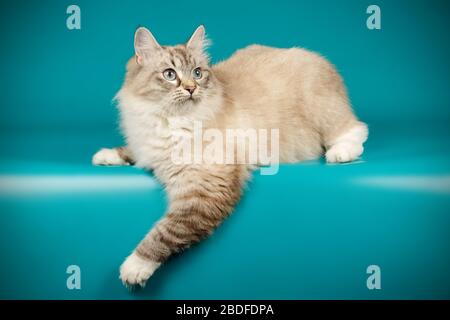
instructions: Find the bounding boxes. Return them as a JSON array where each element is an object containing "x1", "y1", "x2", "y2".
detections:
[
  {"x1": 325, "y1": 142, "x2": 363, "y2": 163},
  {"x1": 92, "y1": 148, "x2": 129, "y2": 166},
  {"x1": 119, "y1": 252, "x2": 161, "y2": 288}
]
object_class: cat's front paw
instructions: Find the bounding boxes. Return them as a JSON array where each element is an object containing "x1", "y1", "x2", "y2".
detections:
[
  {"x1": 119, "y1": 252, "x2": 161, "y2": 288},
  {"x1": 92, "y1": 148, "x2": 129, "y2": 166}
]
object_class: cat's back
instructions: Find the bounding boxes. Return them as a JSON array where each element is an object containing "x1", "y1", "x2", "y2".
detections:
[
  {"x1": 211, "y1": 45, "x2": 345, "y2": 162},
  {"x1": 216, "y1": 44, "x2": 318, "y2": 66},
  {"x1": 212, "y1": 44, "x2": 341, "y2": 105},
  {"x1": 213, "y1": 44, "x2": 334, "y2": 83}
]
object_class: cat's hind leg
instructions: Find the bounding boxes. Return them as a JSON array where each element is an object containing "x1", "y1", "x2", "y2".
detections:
[
  {"x1": 92, "y1": 146, "x2": 134, "y2": 166},
  {"x1": 325, "y1": 122, "x2": 368, "y2": 163}
]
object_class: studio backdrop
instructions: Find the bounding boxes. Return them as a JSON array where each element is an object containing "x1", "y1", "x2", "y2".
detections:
[{"x1": 0, "y1": 0, "x2": 449, "y2": 299}]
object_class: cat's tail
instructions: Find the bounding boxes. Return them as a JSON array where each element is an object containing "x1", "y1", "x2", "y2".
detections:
[{"x1": 119, "y1": 164, "x2": 250, "y2": 287}]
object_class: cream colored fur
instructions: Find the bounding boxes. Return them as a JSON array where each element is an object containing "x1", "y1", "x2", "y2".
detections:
[
  {"x1": 93, "y1": 25, "x2": 368, "y2": 287},
  {"x1": 117, "y1": 42, "x2": 368, "y2": 173}
]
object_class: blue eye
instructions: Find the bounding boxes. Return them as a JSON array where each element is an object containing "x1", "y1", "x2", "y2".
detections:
[
  {"x1": 163, "y1": 68, "x2": 177, "y2": 81},
  {"x1": 192, "y1": 67, "x2": 202, "y2": 79}
]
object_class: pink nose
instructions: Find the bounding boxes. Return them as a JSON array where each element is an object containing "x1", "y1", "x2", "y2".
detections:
[{"x1": 184, "y1": 85, "x2": 196, "y2": 94}]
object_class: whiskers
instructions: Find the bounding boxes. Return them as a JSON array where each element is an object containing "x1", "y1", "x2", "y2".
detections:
[{"x1": 171, "y1": 89, "x2": 202, "y2": 106}]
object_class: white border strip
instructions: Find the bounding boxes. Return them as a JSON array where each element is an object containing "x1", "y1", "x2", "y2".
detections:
[
  {"x1": 354, "y1": 175, "x2": 450, "y2": 194},
  {"x1": 0, "y1": 174, "x2": 159, "y2": 195}
]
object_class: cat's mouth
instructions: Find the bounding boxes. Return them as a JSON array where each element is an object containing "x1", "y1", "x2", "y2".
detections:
[{"x1": 176, "y1": 95, "x2": 200, "y2": 105}]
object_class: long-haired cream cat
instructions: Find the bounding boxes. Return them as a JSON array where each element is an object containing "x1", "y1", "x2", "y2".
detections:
[{"x1": 93, "y1": 25, "x2": 368, "y2": 288}]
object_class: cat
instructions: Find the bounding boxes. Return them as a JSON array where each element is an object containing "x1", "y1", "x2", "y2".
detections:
[{"x1": 92, "y1": 25, "x2": 368, "y2": 288}]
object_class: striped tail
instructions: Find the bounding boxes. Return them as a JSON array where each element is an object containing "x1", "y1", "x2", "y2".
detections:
[{"x1": 120, "y1": 164, "x2": 250, "y2": 287}]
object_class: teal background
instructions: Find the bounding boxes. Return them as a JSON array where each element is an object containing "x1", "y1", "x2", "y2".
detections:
[{"x1": 0, "y1": 0, "x2": 449, "y2": 299}]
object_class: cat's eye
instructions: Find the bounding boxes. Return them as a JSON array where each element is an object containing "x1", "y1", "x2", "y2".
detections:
[
  {"x1": 192, "y1": 67, "x2": 202, "y2": 80},
  {"x1": 163, "y1": 68, "x2": 177, "y2": 81}
]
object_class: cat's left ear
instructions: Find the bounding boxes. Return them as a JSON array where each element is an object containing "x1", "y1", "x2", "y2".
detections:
[
  {"x1": 186, "y1": 25, "x2": 208, "y2": 53},
  {"x1": 134, "y1": 27, "x2": 161, "y2": 65}
]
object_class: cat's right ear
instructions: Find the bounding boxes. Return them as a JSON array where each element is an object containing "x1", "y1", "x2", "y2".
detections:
[{"x1": 134, "y1": 27, "x2": 161, "y2": 65}]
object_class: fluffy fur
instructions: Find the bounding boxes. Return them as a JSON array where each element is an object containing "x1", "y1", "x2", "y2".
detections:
[{"x1": 92, "y1": 25, "x2": 368, "y2": 287}]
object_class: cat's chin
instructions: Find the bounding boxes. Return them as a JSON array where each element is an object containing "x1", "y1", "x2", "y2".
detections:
[
  {"x1": 168, "y1": 98, "x2": 200, "y2": 115},
  {"x1": 178, "y1": 96, "x2": 200, "y2": 106}
]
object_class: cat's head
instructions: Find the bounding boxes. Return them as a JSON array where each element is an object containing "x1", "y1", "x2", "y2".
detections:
[{"x1": 120, "y1": 25, "x2": 222, "y2": 118}]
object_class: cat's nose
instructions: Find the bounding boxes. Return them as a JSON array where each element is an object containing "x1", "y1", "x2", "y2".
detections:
[
  {"x1": 185, "y1": 86, "x2": 196, "y2": 94},
  {"x1": 182, "y1": 81, "x2": 196, "y2": 95}
]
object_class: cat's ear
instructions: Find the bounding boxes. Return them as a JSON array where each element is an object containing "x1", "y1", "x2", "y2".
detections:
[
  {"x1": 134, "y1": 27, "x2": 161, "y2": 65},
  {"x1": 186, "y1": 25, "x2": 208, "y2": 53}
]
